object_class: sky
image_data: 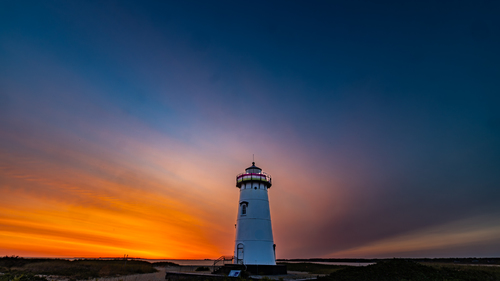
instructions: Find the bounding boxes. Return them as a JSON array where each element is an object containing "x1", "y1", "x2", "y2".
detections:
[{"x1": 1, "y1": 0, "x2": 500, "y2": 259}]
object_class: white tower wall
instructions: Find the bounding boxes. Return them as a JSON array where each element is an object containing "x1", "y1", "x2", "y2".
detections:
[{"x1": 234, "y1": 163, "x2": 276, "y2": 265}]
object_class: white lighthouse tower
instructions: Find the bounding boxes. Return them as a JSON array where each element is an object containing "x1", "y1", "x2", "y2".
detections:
[{"x1": 234, "y1": 162, "x2": 276, "y2": 265}]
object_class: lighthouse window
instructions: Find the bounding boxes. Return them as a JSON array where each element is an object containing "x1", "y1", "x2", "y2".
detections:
[{"x1": 240, "y1": 201, "x2": 248, "y2": 216}]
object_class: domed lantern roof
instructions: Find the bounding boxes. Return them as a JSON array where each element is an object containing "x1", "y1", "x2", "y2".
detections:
[
  {"x1": 245, "y1": 162, "x2": 262, "y2": 173},
  {"x1": 237, "y1": 162, "x2": 272, "y2": 188}
]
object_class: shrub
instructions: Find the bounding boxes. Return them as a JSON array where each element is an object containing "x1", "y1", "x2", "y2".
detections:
[
  {"x1": 0, "y1": 273, "x2": 49, "y2": 281},
  {"x1": 1, "y1": 258, "x2": 156, "y2": 279},
  {"x1": 317, "y1": 259, "x2": 500, "y2": 281}
]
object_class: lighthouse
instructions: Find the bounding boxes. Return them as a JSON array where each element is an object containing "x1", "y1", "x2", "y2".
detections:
[{"x1": 234, "y1": 162, "x2": 276, "y2": 265}]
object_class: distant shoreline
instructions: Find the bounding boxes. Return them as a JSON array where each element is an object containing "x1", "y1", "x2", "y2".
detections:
[
  {"x1": 278, "y1": 257, "x2": 500, "y2": 266},
  {"x1": 11, "y1": 256, "x2": 500, "y2": 266}
]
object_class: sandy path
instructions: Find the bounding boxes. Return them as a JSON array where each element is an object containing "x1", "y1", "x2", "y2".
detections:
[{"x1": 43, "y1": 266, "x2": 322, "y2": 281}]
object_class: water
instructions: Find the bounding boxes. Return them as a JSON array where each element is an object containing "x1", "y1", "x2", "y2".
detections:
[
  {"x1": 140, "y1": 259, "x2": 372, "y2": 267},
  {"x1": 281, "y1": 261, "x2": 374, "y2": 266},
  {"x1": 141, "y1": 259, "x2": 218, "y2": 266}
]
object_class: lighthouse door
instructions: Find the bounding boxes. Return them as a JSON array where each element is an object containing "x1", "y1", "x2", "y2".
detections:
[{"x1": 236, "y1": 244, "x2": 244, "y2": 264}]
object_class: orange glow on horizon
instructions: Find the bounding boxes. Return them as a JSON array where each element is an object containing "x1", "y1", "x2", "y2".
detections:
[{"x1": 0, "y1": 121, "x2": 241, "y2": 259}]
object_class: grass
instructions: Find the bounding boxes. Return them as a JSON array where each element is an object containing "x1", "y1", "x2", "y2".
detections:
[
  {"x1": 424, "y1": 262, "x2": 500, "y2": 279},
  {"x1": 0, "y1": 273, "x2": 49, "y2": 281},
  {"x1": 316, "y1": 259, "x2": 500, "y2": 281},
  {"x1": 3, "y1": 257, "x2": 499, "y2": 281},
  {"x1": 151, "y1": 261, "x2": 180, "y2": 267},
  {"x1": 0, "y1": 256, "x2": 157, "y2": 280}
]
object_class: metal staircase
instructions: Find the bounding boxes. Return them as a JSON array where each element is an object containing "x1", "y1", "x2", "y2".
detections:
[{"x1": 212, "y1": 256, "x2": 234, "y2": 273}]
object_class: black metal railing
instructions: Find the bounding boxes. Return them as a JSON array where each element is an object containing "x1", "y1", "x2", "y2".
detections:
[
  {"x1": 213, "y1": 255, "x2": 234, "y2": 273},
  {"x1": 236, "y1": 172, "x2": 272, "y2": 185}
]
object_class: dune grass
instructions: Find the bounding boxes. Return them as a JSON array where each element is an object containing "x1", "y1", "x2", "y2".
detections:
[
  {"x1": 151, "y1": 261, "x2": 180, "y2": 267},
  {"x1": 423, "y1": 262, "x2": 500, "y2": 279},
  {"x1": 0, "y1": 273, "x2": 49, "y2": 281},
  {"x1": 0, "y1": 257, "x2": 157, "y2": 280},
  {"x1": 317, "y1": 259, "x2": 500, "y2": 281}
]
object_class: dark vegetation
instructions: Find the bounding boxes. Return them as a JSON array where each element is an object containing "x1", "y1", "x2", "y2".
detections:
[
  {"x1": 0, "y1": 256, "x2": 156, "y2": 280},
  {"x1": 0, "y1": 273, "x2": 49, "y2": 281},
  {"x1": 152, "y1": 261, "x2": 180, "y2": 267},
  {"x1": 316, "y1": 259, "x2": 500, "y2": 281},
  {"x1": 3, "y1": 256, "x2": 500, "y2": 281},
  {"x1": 195, "y1": 266, "x2": 210, "y2": 271},
  {"x1": 277, "y1": 262, "x2": 345, "y2": 274}
]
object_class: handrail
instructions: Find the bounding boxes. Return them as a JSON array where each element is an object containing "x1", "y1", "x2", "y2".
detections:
[
  {"x1": 213, "y1": 256, "x2": 234, "y2": 272},
  {"x1": 236, "y1": 172, "x2": 272, "y2": 183},
  {"x1": 236, "y1": 171, "x2": 271, "y2": 178}
]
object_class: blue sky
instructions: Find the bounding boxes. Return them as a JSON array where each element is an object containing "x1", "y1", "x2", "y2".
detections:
[{"x1": 1, "y1": 0, "x2": 500, "y2": 258}]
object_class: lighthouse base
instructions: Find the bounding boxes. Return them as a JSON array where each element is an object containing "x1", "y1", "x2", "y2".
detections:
[{"x1": 214, "y1": 264, "x2": 287, "y2": 275}]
